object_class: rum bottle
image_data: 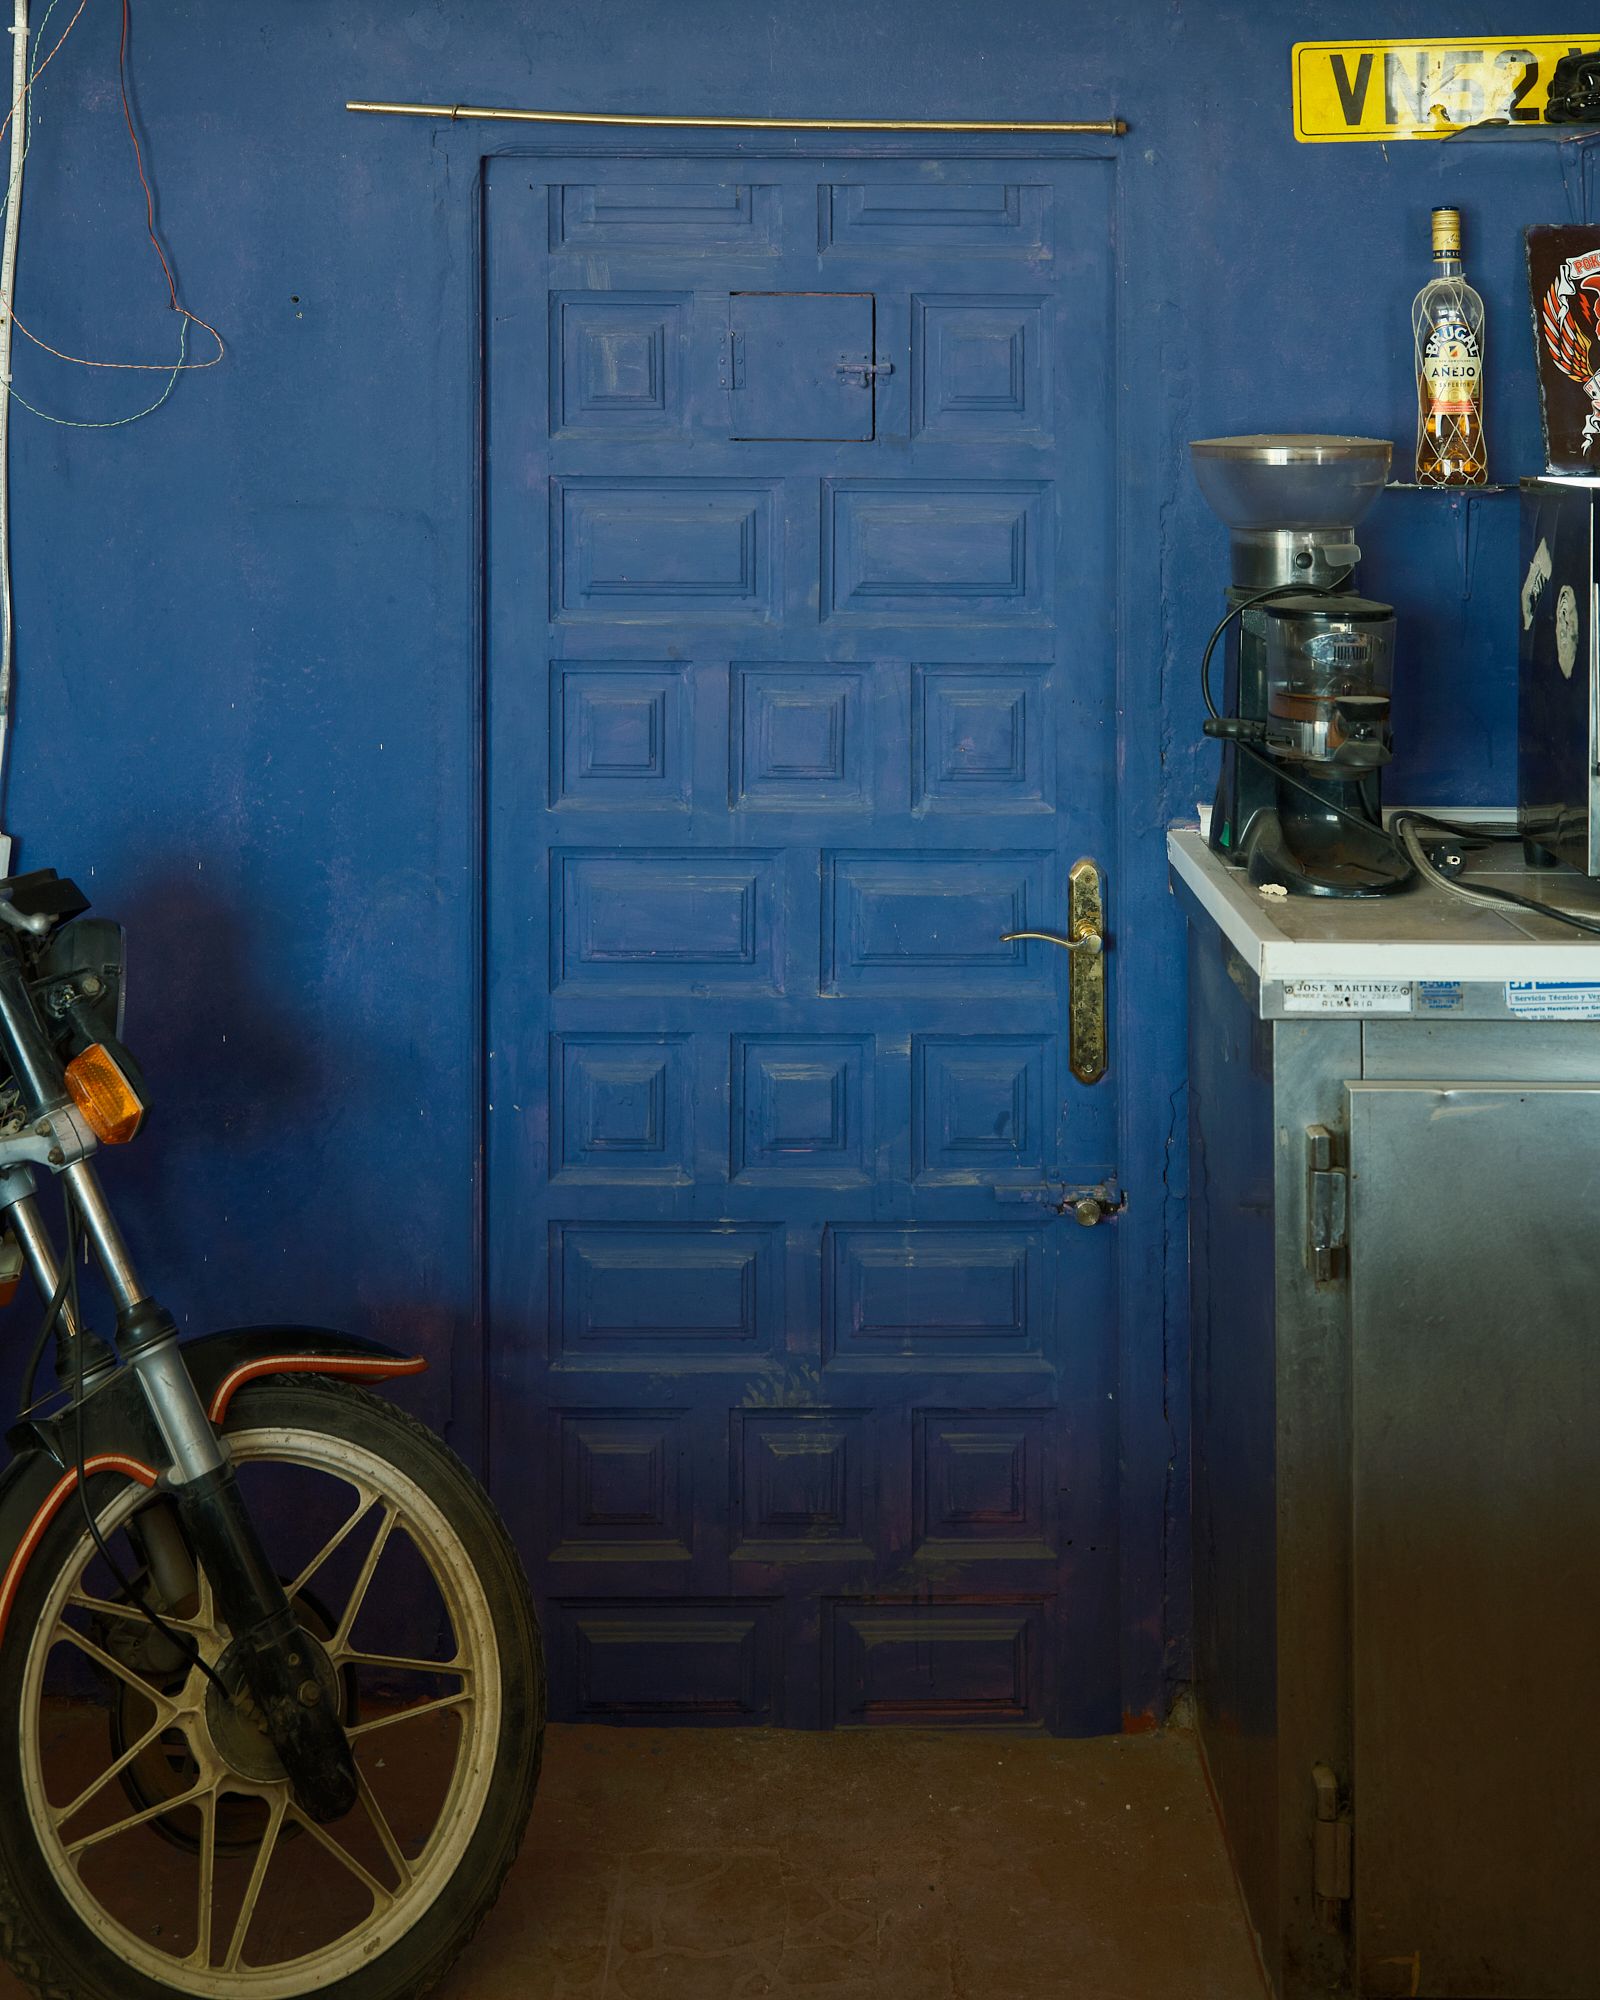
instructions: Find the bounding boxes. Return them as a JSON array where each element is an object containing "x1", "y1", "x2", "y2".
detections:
[{"x1": 1414, "y1": 207, "x2": 1486, "y2": 484}]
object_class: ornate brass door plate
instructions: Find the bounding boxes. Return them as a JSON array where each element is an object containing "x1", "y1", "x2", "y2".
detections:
[{"x1": 1000, "y1": 857, "x2": 1107, "y2": 1085}]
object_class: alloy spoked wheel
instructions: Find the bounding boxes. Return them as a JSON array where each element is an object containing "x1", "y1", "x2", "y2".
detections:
[
  {"x1": 106, "y1": 1584, "x2": 354, "y2": 1858},
  {"x1": 0, "y1": 1381, "x2": 543, "y2": 2000}
]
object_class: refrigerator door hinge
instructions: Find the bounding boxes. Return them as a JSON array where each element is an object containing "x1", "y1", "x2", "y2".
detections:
[
  {"x1": 1312, "y1": 1763, "x2": 1352, "y2": 1927},
  {"x1": 1306, "y1": 1125, "x2": 1348, "y2": 1285}
]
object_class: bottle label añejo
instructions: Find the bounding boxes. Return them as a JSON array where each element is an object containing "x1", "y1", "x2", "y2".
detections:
[{"x1": 1422, "y1": 316, "x2": 1482, "y2": 417}]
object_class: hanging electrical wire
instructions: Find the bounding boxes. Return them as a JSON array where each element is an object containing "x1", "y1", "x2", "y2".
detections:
[
  {"x1": 1, "y1": 0, "x2": 96, "y2": 831},
  {"x1": 1, "y1": 1, "x2": 225, "y2": 399},
  {"x1": 108, "y1": 0, "x2": 223, "y2": 368},
  {"x1": 0, "y1": 0, "x2": 223, "y2": 868},
  {"x1": 1, "y1": 0, "x2": 224, "y2": 378}
]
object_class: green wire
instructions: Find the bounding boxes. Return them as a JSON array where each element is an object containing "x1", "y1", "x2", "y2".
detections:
[
  {"x1": 2, "y1": 0, "x2": 189, "y2": 430},
  {"x1": 7, "y1": 311, "x2": 186, "y2": 426}
]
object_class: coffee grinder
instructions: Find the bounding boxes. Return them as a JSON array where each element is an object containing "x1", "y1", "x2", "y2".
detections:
[{"x1": 1190, "y1": 434, "x2": 1411, "y2": 897}]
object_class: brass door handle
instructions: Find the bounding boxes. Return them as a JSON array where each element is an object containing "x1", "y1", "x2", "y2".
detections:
[
  {"x1": 1000, "y1": 859, "x2": 1107, "y2": 1085},
  {"x1": 1000, "y1": 928, "x2": 1103, "y2": 957}
]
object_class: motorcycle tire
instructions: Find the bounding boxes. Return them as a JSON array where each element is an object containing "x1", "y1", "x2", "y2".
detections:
[{"x1": 0, "y1": 1375, "x2": 544, "y2": 2000}]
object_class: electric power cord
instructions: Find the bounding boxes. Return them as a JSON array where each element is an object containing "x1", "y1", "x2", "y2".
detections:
[
  {"x1": 1202, "y1": 595, "x2": 1600, "y2": 936},
  {"x1": 1392, "y1": 810, "x2": 1600, "y2": 938},
  {"x1": 1199, "y1": 569, "x2": 1355, "y2": 723}
]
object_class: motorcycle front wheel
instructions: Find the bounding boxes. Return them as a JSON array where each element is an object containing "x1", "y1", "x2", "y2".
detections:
[{"x1": 0, "y1": 1377, "x2": 544, "y2": 2000}]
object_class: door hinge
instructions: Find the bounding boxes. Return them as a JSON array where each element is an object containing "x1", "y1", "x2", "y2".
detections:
[
  {"x1": 1312, "y1": 1764, "x2": 1352, "y2": 1928},
  {"x1": 1306, "y1": 1124, "x2": 1348, "y2": 1285}
]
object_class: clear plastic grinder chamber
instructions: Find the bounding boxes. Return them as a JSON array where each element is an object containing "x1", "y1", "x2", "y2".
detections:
[{"x1": 1263, "y1": 594, "x2": 1396, "y2": 771}]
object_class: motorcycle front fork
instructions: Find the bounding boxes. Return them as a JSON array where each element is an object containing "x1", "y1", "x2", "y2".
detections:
[{"x1": 0, "y1": 1162, "x2": 359, "y2": 1822}]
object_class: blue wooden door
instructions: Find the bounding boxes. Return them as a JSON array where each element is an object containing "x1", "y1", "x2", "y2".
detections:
[{"x1": 485, "y1": 152, "x2": 1119, "y2": 1730}]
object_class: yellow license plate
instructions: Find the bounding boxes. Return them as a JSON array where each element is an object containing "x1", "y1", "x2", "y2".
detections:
[{"x1": 1293, "y1": 36, "x2": 1595, "y2": 142}]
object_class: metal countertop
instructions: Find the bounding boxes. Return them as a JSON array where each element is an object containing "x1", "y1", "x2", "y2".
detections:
[{"x1": 1167, "y1": 825, "x2": 1600, "y2": 1018}]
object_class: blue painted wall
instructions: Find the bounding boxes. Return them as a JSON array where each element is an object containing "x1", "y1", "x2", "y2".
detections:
[{"x1": 6, "y1": 0, "x2": 1582, "y2": 1721}]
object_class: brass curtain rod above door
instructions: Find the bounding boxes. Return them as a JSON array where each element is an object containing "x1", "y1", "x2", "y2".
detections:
[{"x1": 346, "y1": 101, "x2": 1127, "y2": 135}]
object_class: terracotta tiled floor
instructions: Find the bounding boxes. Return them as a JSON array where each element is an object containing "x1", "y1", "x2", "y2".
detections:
[{"x1": 0, "y1": 1724, "x2": 1268, "y2": 1999}]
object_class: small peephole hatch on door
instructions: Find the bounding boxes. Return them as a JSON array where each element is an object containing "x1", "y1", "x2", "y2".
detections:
[{"x1": 723, "y1": 292, "x2": 883, "y2": 442}]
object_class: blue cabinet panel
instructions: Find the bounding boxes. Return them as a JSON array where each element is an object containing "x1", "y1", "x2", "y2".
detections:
[
  {"x1": 821, "y1": 850, "x2": 1053, "y2": 995},
  {"x1": 552, "y1": 1409, "x2": 694, "y2": 1563},
  {"x1": 550, "y1": 663, "x2": 692, "y2": 811},
  {"x1": 824, "y1": 480, "x2": 1051, "y2": 620},
  {"x1": 553, "y1": 849, "x2": 783, "y2": 993},
  {"x1": 553, "y1": 478, "x2": 780, "y2": 620},
  {"x1": 487, "y1": 154, "x2": 1119, "y2": 1730},
  {"x1": 912, "y1": 294, "x2": 1051, "y2": 440},
  {"x1": 563, "y1": 1601, "x2": 779, "y2": 1720},
  {"x1": 823, "y1": 1224, "x2": 1048, "y2": 1364},
  {"x1": 732, "y1": 1035, "x2": 874, "y2": 1185},
  {"x1": 550, "y1": 293, "x2": 690, "y2": 438},
  {"x1": 552, "y1": 1223, "x2": 782, "y2": 1364},
  {"x1": 733, "y1": 1410, "x2": 874, "y2": 1560},
  {"x1": 820, "y1": 181, "x2": 1050, "y2": 254},
  {"x1": 553, "y1": 181, "x2": 779, "y2": 252},
  {"x1": 825, "y1": 1600, "x2": 1045, "y2": 1726},
  {"x1": 729, "y1": 291, "x2": 874, "y2": 441}
]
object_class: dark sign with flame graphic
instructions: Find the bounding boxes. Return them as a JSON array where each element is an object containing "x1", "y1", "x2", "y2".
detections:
[{"x1": 1528, "y1": 225, "x2": 1600, "y2": 472}]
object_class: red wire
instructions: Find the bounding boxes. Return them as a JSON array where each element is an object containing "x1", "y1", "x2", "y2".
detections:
[
  {"x1": 117, "y1": 0, "x2": 176, "y2": 311},
  {"x1": 0, "y1": 0, "x2": 90, "y2": 151},
  {"x1": 1, "y1": 0, "x2": 225, "y2": 380}
]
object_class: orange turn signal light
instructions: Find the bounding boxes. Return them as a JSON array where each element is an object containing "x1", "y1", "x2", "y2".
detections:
[{"x1": 64, "y1": 1044, "x2": 146, "y2": 1145}]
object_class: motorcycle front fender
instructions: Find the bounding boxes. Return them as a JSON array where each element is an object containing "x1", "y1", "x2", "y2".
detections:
[
  {"x1": 0, "y1": 1326, "x2": 427, "y2": 1648},
  {"x1": 175, "y1": 1324, "x2": 430, "y2": 1429}
]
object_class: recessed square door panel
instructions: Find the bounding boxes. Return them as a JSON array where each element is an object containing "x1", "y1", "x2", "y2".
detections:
[
  {"x1": 913, "y1": 295, "x2": 1050, "y2": 439},
  {"x1": 822, "y1": 850, "x2": 1054, "y2": 995},
  {"x1": 487, "y1": 155, "x2": 1118, "y2": 1731},
  {"x1": 552, "y1": 478, "x2": 779, "y2": 621},
  {"x1": 551, "y1": 1223, "x2": 782, "y2": 1366},
  {"x1": 733, "y1": 1410, "x2": 874, "y2": 1560},
  {"x1": 912, "y1": 664, "x2": 1053, "y2": 813},
  {"x1": 914, "y1": 1411, "x2": 1054, "y2": 1558},
  {"x1": 549, "y1": 293, "x2": 689, "y2": 437},
  {"x1": 549, "y1": 662, "x2": 691, "y2": 810},
  {"x1": 732, "y1": 1035, "x2": 874, "y2": 1184},
  {"x1": 727, "y1": 292, "x2": 875, "y2": 440},
  {"x1": 730, "y1": 666, "x2": 871, "y2": 810},
  {"x1": 819, "y1": 181, "x2": 1050, "y2": 253},
  {"x1": 825, "y1": 1599, "x2": 1046, "y2": 1726},
  {"x1": 824, "y1": 481, "x2": 1051, "y2": 620},
  {"x1": 553, "y1": 849, "x2": 782, "y2": 994},
  {"x1": 913, "y1": 1034, "x2": 1054, "y2": 1184},
  {"x1": 552, "y1": 181, "x2": 779, "y2": 252},
  {"x1": 551, "y1": 1409, "x2": 693, "y2": 1562},
  {"x1": 550, "y1": 1034, "x2": 693, "y2": 1184},
  {"x1": 559, "y1": 1601, "x2": 779, "y2": 1720}
]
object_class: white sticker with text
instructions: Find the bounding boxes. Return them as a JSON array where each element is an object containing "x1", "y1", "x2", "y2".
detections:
[
  {"x1": 1505, "y1": 980, "x2": 1600, "y2": 1020},
  {"x1": 1283, "y1": 979, "x2": 1413, "y2": 1014}
]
